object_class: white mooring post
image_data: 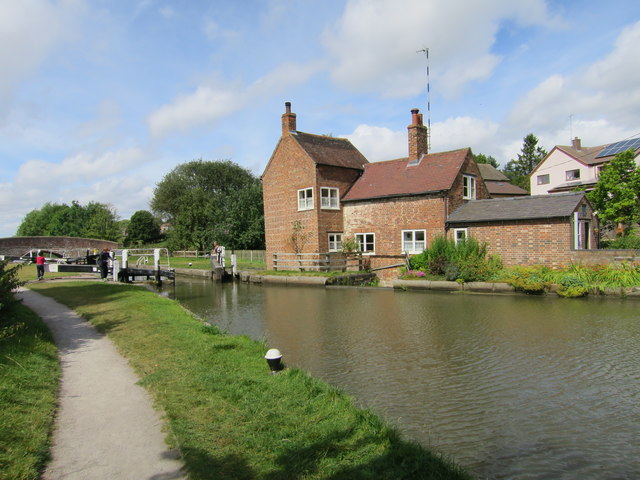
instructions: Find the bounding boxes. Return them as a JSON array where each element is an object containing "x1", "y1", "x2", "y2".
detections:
[
  {"x1": 231, "y1": 254, "x2": 236, "y2": 276},
  {"x1": 153, "y1": 249, "x2": 161, "y2": 270}
]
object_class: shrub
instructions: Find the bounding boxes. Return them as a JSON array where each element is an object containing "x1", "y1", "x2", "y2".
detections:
[
  {"x1": 556, "y1": 274, "x2": 589, "y2": 298},
  {"x1": 501, "y1": 266, "x2": 551, "y2": 294},
  {"x1": 0, "y1": 260, "x2": 25, "y2": 314},
  {"x1": 409, "y1": 236, "x2": 502, "y2": 282},
  {"x1": 600, "y1": 234, "x2": 640, "y2": 249}
]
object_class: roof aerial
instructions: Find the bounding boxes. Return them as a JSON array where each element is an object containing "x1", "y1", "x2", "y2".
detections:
[{"x1": 595, "y1": 138, "x2": 640, "y2": 159}]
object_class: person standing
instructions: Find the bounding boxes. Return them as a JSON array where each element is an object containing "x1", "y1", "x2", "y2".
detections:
[
  {"x1": 36, "y1": 251, "x2": 46, "y2": 281},
  {"x1": 98, "y1": 248, "x2": 111, "y2": 280},
  {"x1": 211, "y1": 242, "x2": 223, "y2": 267}
]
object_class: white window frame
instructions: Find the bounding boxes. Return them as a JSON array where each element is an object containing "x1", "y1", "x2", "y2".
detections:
[
  {"x1": 297, "y1": 187, "x2": 314, "y2": 211},
  {"x1": 463, "y1": 175, "x2": 476, "y2": 200},
  {"x1": 355, "y1": 233, "x2": 375, "y2": 254},
  {"x1": 537, "y1": 174, "x2": 550, "y2": 185},
  {"x1": 320, "y1": 187, "x2": 340, "y2": 209},
  {"x1": 328, "y1": 233, "x2": 343, "y2": 252},
  {"x1": 453, "y1": 228, "x2": 468, "y2": 245},
  {"x1": 401, "y1": 229, "x2": 426, "y2": 254},
  {"x1": 566, "y1": 169, "x2": 581, "y2": 181}
]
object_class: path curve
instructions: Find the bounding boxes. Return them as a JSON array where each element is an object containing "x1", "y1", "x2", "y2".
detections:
[{"x1": 17, "y1": 288, "x2": 186, "y2": 480}]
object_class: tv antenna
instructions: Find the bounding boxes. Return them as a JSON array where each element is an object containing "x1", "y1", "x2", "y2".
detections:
[{"x1": 417, "y1": 47, "x2": 431, "y2": 152}]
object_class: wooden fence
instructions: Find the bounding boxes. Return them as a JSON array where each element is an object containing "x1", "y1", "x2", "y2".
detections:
[
  {"x1": 172, "y1": 250, "x2": 266, "y2": 264},
  {"x1": 272, "y1": 253, "x2": 364, "y2": 271}
]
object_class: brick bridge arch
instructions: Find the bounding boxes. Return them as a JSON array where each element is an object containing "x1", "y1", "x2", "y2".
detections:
[{"x1": 0, "y1": 236, "x2": 119, "y2": 258}]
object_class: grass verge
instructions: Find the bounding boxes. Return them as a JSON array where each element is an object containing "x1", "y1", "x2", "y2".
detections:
[
  {"x1": 28, "y1": 281, "x2": 470, "y2": 480},
  {"x1": 0, "y1": 302, "x2": 60, "y2": 480}
]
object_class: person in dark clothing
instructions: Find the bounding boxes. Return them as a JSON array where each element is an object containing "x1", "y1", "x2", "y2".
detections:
[{"x1": 98, "y1": 248, "x2": 111, "y2": 280}]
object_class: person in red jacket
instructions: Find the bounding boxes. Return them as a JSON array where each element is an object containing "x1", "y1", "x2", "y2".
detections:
[{"x1": 36, "y1": 252, "x2": 46, "y2": 281}]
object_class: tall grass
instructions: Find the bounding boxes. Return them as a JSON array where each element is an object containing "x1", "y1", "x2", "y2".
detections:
[
  {"x1": 28, "y1": 282, "x2": 470, "y2": 480},
  {"x1": 0, "y1": 303, "x2": 60, "y2": 480}
]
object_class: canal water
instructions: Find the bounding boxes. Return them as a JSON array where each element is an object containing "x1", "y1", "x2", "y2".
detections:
[{"x1": 159, "y1": 279, "x2": 640, "y2": 480}]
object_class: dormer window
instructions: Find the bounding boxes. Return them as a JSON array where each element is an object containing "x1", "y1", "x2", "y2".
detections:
[
  {"x1": 463, "y1": 175, "x2": 476, "y2": 200},
  {"x1": 298, "y1": 188, "x2": 313, "y2": 210}
]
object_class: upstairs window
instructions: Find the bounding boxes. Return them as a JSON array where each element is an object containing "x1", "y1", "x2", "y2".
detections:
[
  {"x1": 463, "y1": 175, "x2": 476, "y2": 200},
  {"x1": 320, "y1": 187, "x2": 339, "y2": 209},
  {"x1": 355, "y1": 233, "x2": 375, "y2": 254},
  {"x1": 328, "y1": 233, "x2": 343, "y2": 252},
  {"x1": 566, "y1": 169, "x2": 581, "y2": 181},
  {"x1": 537, "y1": 174, "x2": 550, "y2": 185},
  {"x1": 402, "y1": 230, "x2": 426, "y2": 254},
  {"x1": 298, "y1": 188, "x2": 313, "y2": 210}
]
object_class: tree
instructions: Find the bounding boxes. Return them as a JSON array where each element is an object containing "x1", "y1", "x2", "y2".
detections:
[
  {"x1": 474, "y1": 153, "x2": 499, "y2": 168},
  {"x1": 587, "y1": 149, "x2": 640, "y2": 235},
  {"x1": 503, "y1": 134, "x2": 547, "y2": 191},
  {"x1": 151, "y1": 160, "x2": 265, "y2": 251},
  {"x1": 125, "y1": 210, "x2": 161, "y2": 246},
  {"x1": 16, "y1": 201, "x2": 119, "y2": 241}
]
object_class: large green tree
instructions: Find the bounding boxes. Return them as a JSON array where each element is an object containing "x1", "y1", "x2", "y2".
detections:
[
  {"x1": 151, "y1": 160, "x2": 265, "y2": 251},
  {"x1": 16, "y1": 201, "x2": 119, "y2": 241},
  {"x1": 124, "y1": 210, "x2": 161, "y2": 246},
  {"x1": 503, "y1": 134, "x2": 547, "y2": 191},
  {"x1": 587, "y1": 149, "x2": 640, "y2": 235}
]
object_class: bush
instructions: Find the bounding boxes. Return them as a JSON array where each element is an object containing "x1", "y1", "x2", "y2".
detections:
[
  {"x1": 0, "y1": 260, "x2": 25, "y2": 314},
  {"x1": 600, "y1": 234, "x2": 640, "y2": 249},
  {"x1": 409, "y1": 236, "x2": 502, "y2": 282},
  {"x1": 556, "y1": 274, "x2": 589, "y2": 298}
]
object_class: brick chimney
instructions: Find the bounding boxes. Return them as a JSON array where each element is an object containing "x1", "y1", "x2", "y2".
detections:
[
  {"x1": 572, "y1": 137, "x2": 582, "y2": 150},
  {"x1": 408, "y1": 108, "x2": 428, "y2": 162},
  {"x1": 282, "y1": 102, "x2": 297, "y2": 135}
]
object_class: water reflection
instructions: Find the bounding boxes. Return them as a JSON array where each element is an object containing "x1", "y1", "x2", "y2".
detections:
[{"x1": 161, "y1": 279, "x2": 640, "y2": 480}]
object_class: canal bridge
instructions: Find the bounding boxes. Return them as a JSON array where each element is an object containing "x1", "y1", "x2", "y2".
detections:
[{"x1": 0, "y1": 236, "x2": 118, "y2": 260}]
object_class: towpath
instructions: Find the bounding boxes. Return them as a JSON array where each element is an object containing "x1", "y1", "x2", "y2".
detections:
[{"x1": 17, "y1": 288, "x2": 186, "y2": 480}]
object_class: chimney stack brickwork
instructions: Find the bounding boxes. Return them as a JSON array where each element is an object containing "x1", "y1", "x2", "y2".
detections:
[
  {"x1": 408, "y1": 108, "x2": 428, "y2": 162},
  {"x1": 282, "y1": 101, "x2": 297, "y2": 135}
]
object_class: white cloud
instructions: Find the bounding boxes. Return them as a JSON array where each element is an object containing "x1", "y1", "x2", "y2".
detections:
[
  {"x1": 159, "y1": 5, "x2": 175, "y2": 18},
  {"x1": 323, "y1": 0, "x2": 556, "y2": 99},
  {"x1": 147, "y1": 61, "x2": 323, "y2": 137},
  {"x1": 346, "y1": 125, "x2": 406, "y2": 162},
  {"x1": 0, "y1": 0, "x2": 85, "y2": 104},
  {"x1": 508, "y1": 20, "x2": 640, "y2": 145}
]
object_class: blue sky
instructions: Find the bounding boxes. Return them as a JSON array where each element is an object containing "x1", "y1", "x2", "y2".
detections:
[{"x1": 1, "y1": 0, "x2": 639, "y2": 237}]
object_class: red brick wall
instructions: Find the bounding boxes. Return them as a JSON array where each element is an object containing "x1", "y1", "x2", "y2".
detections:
[
  {"x1": 343, "y1": 195, "x2": 447, "y2": 255},
  {"x1": 262, "y1": 136, "x2": 363, "y2": 268},
  {"x1": 460, "y1": 219, "x2": 573, "y2": 267}
]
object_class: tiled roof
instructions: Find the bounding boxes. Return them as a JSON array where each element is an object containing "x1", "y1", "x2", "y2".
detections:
[
  {"x1": 291, "y1": 131, "x2": 368, "y2": 170},
  {"x1": 477, "y1": 163, "x2": 509, "y2": 181},
  {"x1": 484, "y1": 181, "x2": 529, "y2": 196},
  {"x1": 556, "y1": 145, "x2": 606, "y2": 166},
  {"x1": 447, "y1": 191, "x2": 585, "y2": 223},
  {"x1": 342, "y1": 148, "x2": 470, "y2": 202}
]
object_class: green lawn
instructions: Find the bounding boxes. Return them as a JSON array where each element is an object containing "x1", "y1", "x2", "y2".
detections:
[
  {"x1": 27, "y1": 281, "x2": 470, "y2": 480},
  {"x1": 0, "y1": 302, "x2": 60, "y2": 480}
]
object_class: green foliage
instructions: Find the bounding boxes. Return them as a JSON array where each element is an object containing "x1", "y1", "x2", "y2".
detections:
[
  {"x1": 0, "y1": 302, "x2": 60, "y2": 480},
  {"x1": 341, "y1": 236, "x2": 361, "y2": 254},
  {"x1": 556, "y1": 274, "x2": 589, "y2": 298},
  {"x1": 409, "y1": 236, "x2": 502, "y2": 282},
  {"x1": 600, "y1": 233, "x2": 640, "y2": 249},
  {"x1": 501, "y1": 266, "x2": 551, "y2": 294},
  {"x1": 152, "y1": 159, "x2": 265, "y2": 251},
  {"x1": 0, "y1": 261, "x2": 26, "y2": 315},
  {"x1": 587, "y1": 149, "x2": 640, "y2": 234},
  {"x1": 502, "y1": 133, "x2": 547, "y2": 191},
  {"x1": 124, "y1": 210, "x2": 161, "y2": 247},
  {"x1": 16, "y1": 200, "x2": 120, "y2": 241},
  {"x1": 474, "y1": 153, "x2": 499, "y2": 168}
]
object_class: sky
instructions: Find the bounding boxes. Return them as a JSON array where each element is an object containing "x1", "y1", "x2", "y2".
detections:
[{"x1": 1, "y1": 0, "x2": 640, "y2": 237}]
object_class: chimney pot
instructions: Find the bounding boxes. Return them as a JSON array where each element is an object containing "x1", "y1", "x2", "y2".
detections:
[
  {"x1": 408, "y1": 109, "x2": 428, "y2": 161},
  {"x1": 285, "y1": 102, "x2": 291, "y2": 113}
]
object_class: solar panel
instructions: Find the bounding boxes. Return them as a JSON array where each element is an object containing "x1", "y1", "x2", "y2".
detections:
[{"x1": 596, "y1": 138, "x2": 640, "y2": 158}]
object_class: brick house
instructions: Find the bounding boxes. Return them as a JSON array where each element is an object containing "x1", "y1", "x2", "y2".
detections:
[
  {"x1": 262, "y1": 102, "x2": 368, "y2": 269},
  {"x1": 263, "y1": 103, "x2": 490, "y2": 269},
  {"x1": 446, "y1": 192, "x2": 596, "y2": 267}
]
